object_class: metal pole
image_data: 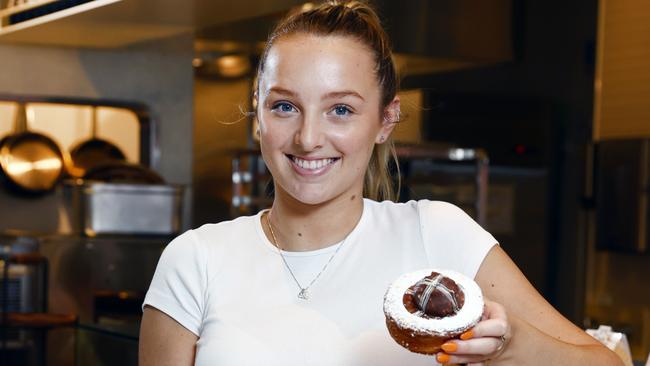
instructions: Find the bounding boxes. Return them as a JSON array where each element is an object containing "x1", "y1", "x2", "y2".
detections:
[
  {"x1": 475, "y1": 150, "x2": 490, "y2": 227},
  {"x1": 1, "y1": 251, "x2": 9, "y2": 365}
]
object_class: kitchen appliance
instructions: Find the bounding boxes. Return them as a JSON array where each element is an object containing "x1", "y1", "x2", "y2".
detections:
[
  {"x1": 594, "y1": 138, "x2": 650, "y2": 254},
  {"x1": 0, "y1": 233, "x2": 42, "y2": 311},
  {"x1": 40, "y1": 243, "x2": 147, "y2": 334},
  {"x1": 0, "y1": 233, "x2": 45, "y2": 364},
  {"x1": 65, "y1": 180, "x2": 184, "y2": 236},
  {"x1": 585, "y1": 138, "x2": 650, "y2": 361},
  {"x1": 396, "y1": 143, "x2": 489, "y2": 226},
  {"x1": 415, "y1": 92, "x2": 561, "y2": 298}
]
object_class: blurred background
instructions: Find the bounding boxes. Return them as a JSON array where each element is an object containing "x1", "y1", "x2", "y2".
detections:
[{"x1": 0, "y1": 0, "x2": 648, "y2": 365}]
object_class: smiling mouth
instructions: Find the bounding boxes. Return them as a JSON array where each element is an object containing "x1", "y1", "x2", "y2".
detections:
[{"x1": 287, "y1": 154, "x2": 340, "y2": 170}]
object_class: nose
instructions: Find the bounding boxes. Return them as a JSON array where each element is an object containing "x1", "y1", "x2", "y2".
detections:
[{"x1": 294, "y1": 112, "x2": 323, "y2": 151}]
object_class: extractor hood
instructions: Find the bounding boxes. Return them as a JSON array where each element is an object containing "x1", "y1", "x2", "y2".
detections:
[{"x1": 194, "y1": 0, "x2": 514, "y2": 78}]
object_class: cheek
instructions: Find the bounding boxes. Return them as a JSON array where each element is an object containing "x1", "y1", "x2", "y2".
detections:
[
  {"x1": 259, "y1": 124, "x2": 286, "y2": 166},
  {"x1": 259, "y1": 118, "x2": 293, "y2": 148},
  {"x1": 336, "y1": 119, "x2": 381, "y2": 145},
  {"x1": 330, "y1": 129, "x2": 377, "y2": 158}
]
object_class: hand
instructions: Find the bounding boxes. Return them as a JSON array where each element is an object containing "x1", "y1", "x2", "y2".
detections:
[{"x1": 435, "y1": 299, "x2": 511, "y2": 365}]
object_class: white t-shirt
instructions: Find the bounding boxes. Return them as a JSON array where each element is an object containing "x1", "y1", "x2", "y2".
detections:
[{"x1": 143, "y1": 199, "x2": 498, "y2": 366}]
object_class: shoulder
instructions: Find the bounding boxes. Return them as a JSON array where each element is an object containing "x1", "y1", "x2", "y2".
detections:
[
  {"x1": 160, "y1": 213, "x2": 261, "y2": 273},
  {"x1": 416, "y1": 200, "x2": 477, "y2": 228},
  {"x1": 414, "y1": 199, "x2": 498, "y2": 278},
  {"x1": 363, "y1": 198, "x2": 419, "y2": 220},
  {"x1": 416, "y1": 199, "x2": 470, "y2": 218},
  {"x1": 190, "y1": 213, "x2": 259, "y2": 247},
  {"x1": 415, "y1": 199, "x2": 493, "y2": 240},
  {"x1": 363, "y1": 198, "x2": 470, "y2": 225}
]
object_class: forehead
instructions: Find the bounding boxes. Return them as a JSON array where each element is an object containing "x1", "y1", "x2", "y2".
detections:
[{"x1": 260, "y1": 33, "x2": 379, "y2": 96}]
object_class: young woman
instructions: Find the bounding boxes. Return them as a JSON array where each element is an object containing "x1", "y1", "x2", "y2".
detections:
[{"x1": 139, "y1": 2, "x2": 623, "y2": 365}]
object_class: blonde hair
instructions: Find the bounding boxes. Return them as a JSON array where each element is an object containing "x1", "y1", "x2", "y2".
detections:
[{"x1": 257, "y1": 0, "x2": 400, "y2": 201}]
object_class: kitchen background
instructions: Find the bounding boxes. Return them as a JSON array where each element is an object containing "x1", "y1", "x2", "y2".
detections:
[{"x1": 0, "y1": 0, "x2": 648, "y2": 365}]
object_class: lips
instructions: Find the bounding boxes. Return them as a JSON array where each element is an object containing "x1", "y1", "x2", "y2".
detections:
[{"x1": 287, "y1": 154, "x2": 339, "y2": 171}]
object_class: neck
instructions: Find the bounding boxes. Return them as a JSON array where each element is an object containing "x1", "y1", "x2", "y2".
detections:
[{"x1": 265, "y1": 190, "x2": 364, "y2": 252}]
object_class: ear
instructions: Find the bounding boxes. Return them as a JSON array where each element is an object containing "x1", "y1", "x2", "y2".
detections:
[
  {"x1": 376, "y1": 96, "x2": 400, "y2": 144},
  {"x1": 252, "y1": 89, "x2": 261, "y2": 137},
  {"x1": 252, "y1": 89, "x2": 259, "y2": 109}
]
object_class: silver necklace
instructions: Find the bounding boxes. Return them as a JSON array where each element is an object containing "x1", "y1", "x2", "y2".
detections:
[{"x1": 266, "y1": 211, "x2": 348, "y2": 300}]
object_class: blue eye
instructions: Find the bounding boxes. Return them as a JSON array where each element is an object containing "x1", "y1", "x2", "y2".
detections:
[
  {"x1": 333, "y1": 105, "x2": 351, "y2": 116},
  {"x1": 272, "y1": 102, "x2": 296, "y2": 113}
]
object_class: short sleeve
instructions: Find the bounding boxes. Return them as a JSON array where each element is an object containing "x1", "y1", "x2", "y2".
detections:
[
  {"x1": 417, "y1": 200, "x2": 498, "y2": 279},
  {"x1": 143, "y1": 230, "x2": 207, "y2": 336}
]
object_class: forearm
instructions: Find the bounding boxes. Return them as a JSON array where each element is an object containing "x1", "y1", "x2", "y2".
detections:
[{"x1": 494, "y1": 314, "x2": 624, "y2": 366}]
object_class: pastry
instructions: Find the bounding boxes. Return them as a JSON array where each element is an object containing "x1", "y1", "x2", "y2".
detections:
[{"x1": 383, "y1": 269, "x2": 484, "y2": 354}]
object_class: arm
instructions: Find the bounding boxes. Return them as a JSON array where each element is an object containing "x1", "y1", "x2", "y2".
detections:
[
  {"x1": 139, "y1": 306, "x2": 198, "y2": 366},
  {"x1": 439, "y1": 245, "x2": 623, "y2": 366}
]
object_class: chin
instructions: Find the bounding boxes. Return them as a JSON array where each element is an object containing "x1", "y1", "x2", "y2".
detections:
[
  {"x1": 277, "y1": 184, "x2": 338, "y2": 206},
  {"x1": 287, "y1": 191, "x2": 332, "y2": 206},
  {"x1": 275, "y1": 177, "x2": 362, "y2": 206}
]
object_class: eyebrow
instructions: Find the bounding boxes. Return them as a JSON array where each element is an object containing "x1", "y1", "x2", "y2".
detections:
[
  {"x1": 267, "y1": 87, "x2": 297, "y2": 97},
  {"x1": 324, "y1": 91, "x2": 365, "y2": 102},
  {"x1": 267, "y1": 87, "x2": 365, "y2": 102}
]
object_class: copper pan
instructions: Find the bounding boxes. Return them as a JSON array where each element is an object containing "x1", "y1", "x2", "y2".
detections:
[
  {"x1": 0, "y1": 103, "x2": 69, "y2": 193},
  {"x1": 68, "y1": 106, "x2": 126, "y2": 178}
]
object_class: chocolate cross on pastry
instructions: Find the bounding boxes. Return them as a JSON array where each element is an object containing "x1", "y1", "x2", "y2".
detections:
[{"x1": 403, "y1": 271, "x2": 466, "y2": 318}]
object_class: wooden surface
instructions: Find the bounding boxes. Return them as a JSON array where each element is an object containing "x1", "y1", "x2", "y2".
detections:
[
  {"x1": 594, "y1": 0, "x2": 650, "y2": 140},
  {"x1": 1, "y1": 312, "x2": 77, "y2": 328}
]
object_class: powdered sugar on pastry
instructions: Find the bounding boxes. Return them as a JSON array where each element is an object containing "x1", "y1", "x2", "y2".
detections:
[{"x1": 383, "y1": 269, "x2": 484, "y2": 336}]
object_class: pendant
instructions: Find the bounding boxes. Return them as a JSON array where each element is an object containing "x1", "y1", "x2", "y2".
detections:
[{"x1": 298, "y1": 288, "x2": 310, "y2": 300}]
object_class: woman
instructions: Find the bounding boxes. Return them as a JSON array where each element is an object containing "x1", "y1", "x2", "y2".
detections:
[{"x1": 139, "y1": 2, "x2": 623, "y2": 365}]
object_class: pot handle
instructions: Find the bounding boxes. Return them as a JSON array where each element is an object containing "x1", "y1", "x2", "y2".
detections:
[
  {"x1": 13, "y1": 102, "x2": 28, "y2": 133},
  {"x1": 91, "y1": 106, "x2": 98, "y2": 138}
]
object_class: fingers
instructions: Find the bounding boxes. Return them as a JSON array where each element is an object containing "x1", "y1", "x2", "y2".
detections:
[
  {"x1": 436, "y1": 335, "x2": 505, "y2": 364},
  {"x1": 471, "y1": 299, "x2": 511, "y2": 341},
  {"x1": 436, "y1": 338, "x2": 508, "y2": 365},
  {"x1": 436, "y1": 299, "x2": 511, "y2": 365},
  {"x1": 470, "y1": 318, "x2": 510, "y2": 339},
  {"x1": 436, "y1": 352, "x2": 488, "y2": 365},
  {"x1": 442, "y1": 336, "x2": 504, "y2": 355},
  {"x1": 482, "y1": 299, "x2": 508, "y2": 326}
]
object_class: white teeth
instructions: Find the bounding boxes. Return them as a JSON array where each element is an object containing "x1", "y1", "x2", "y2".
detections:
[{"x1": 292, "y1": 156, "x2": 335, "y2": 170}]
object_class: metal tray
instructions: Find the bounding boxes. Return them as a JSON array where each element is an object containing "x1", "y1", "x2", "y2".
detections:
[{"x1": 67, "y1": 181, "x2": 184, "y2": 236}]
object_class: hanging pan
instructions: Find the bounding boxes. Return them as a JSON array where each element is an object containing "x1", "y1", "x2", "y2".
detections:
[
  {"x1": 0, "y1": 103, "x2": 68, "y2": 193},
  {"x1": 69, "y1": 106, "x2": 126, "y2": 178}
]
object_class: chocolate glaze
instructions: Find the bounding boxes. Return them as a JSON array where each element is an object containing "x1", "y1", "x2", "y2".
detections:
[{"x1": 403, "y1": 271, "x2": 465, "y2": 319}]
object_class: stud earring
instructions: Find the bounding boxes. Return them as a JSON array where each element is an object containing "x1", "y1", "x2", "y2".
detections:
[{"x1": 380, "y1": 135, "x2": 385, "y2": 142}]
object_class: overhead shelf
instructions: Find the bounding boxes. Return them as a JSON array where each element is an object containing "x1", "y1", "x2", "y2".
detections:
[
  {"x1": 0, "y1": 0, "x2": 61, "y2": 18},
  {"x1": 0, "y1": 0, "x2": 303, "y2": 48}
]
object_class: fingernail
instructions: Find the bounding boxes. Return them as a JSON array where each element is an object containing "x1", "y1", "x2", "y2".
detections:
[
  {"x1": 436, "y1": 353, "x2": 450, "y2": 364},
  {"x1": 460, "y1": 330, "x2": 474, "y2": 340},
  {"x1": 441, "y1": 342, "x2": 458, "y2": 353}
]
